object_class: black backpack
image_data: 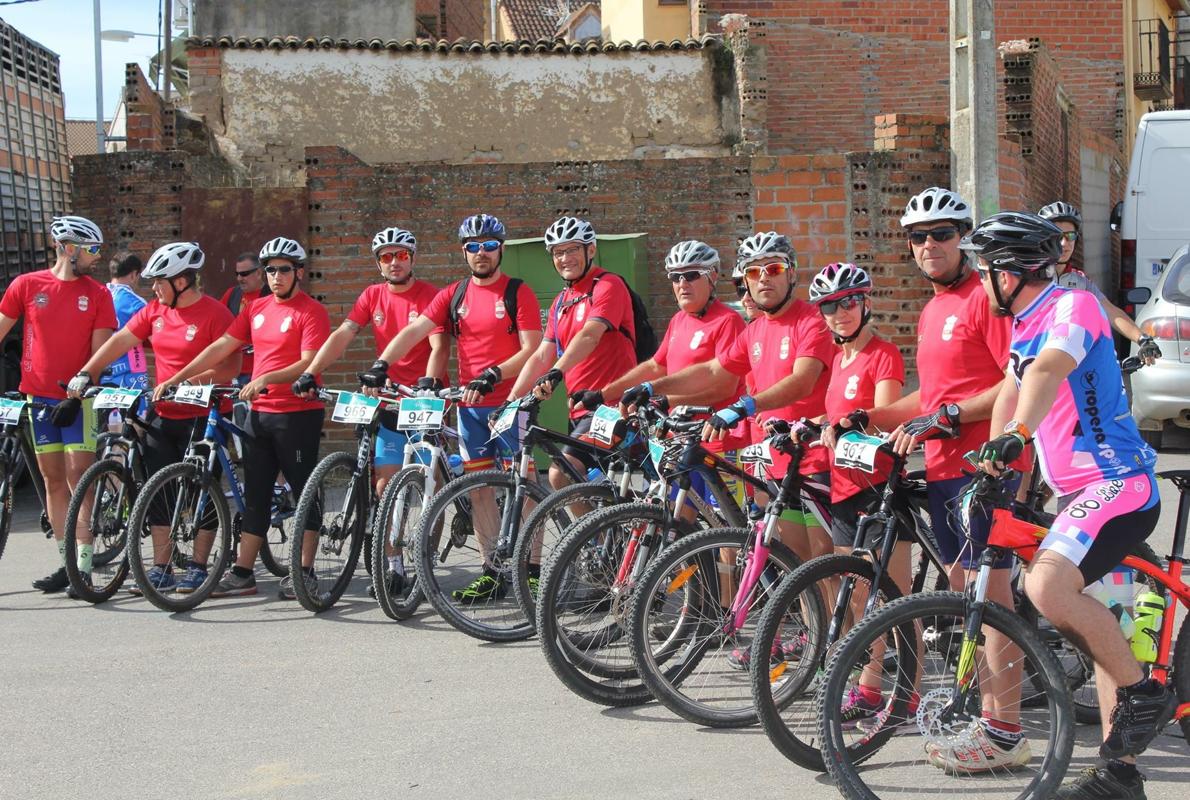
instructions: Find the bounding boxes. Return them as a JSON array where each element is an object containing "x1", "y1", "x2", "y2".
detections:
[
  {"x1": 447, "y1": 277, "x2": 525, "y2": 337},
  {"x1": 551, "y1": 272, "x2": 658, "y2": 364}
]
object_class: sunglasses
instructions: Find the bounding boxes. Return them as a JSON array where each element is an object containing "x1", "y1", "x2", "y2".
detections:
[
  {"x1": 668, "y1": 270, "x2": 709, "y2": 284},
  {"x1": 734, "y1": 282, "x2": 749, "y2": 299},
  {"x1": 742, "y1": 262, "x2": 790, "y2": 281},
  {"x1": 463, "y1": 240, "x2": 502, "y2": 254},
  {"x1": 907, "y1": 226, "x2": 960, "y2": 246},
  {"x1": 264, "y1": 265, "x2": 295, "y2": 276},
  {"x1": 819, "y1": 294, "x2": 864, "y2": 315},
  {"x1": 235, "y1": 268, "x2": 258, "y2": 277},
  {"x1": 378, "y1": 250, "x2": 413, "y2": 265},
  {"x1": 76, "y1": 243, "x2": 102, "y2": 256},
  {"x1": 1060, "y1": 231, "x2": 1079, "y2": 242}
]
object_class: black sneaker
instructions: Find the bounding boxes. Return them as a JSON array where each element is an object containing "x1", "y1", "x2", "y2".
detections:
[
  {"x1": 1100, "y1": 679, "x2": 1176, "y2": 760},
  {"x1": 1055, "y1": 767, "x2": 1146, "y2": 799},
  {"x1": 66, "y1": 572, "x2": 92, "y2": 600},
  {"x1": 33, "y1": 567, "x2": 69, "y2": 593}
]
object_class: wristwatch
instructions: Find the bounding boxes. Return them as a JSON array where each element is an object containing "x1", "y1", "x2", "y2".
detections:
[{"x1": 1002, "y1": 419, "x2": 1032, "y2": 442}]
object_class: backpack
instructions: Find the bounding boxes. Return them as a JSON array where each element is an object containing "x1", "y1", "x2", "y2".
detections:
[
  {"x1": 225, "y1": 285, "x2": 244, "y2": 316},
  {"x1": 447, "y1": 277, "x2": 524, "y2": 337},
  {"x1": 551, "y1": 272, "x2": 658, "y2": 364}
]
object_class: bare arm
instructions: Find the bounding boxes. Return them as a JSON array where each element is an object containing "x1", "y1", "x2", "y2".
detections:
[
  {"x1": 156, "y1": 332, "x2": 244, "y2": 400},
  {"x1": 865, "y1": 389, "x2": 921, "y2": 430},
  {"x1": 1103, "y1": 298, "x2": 1143, "y2": 343},
  {"x1": 988, "y1": 367, "x2": 1020, "y2": 437},
  {"x1": 306, "y1": 319, "x2": 359, "y2": 377},
  {"x1": 0, "y1": 312, "x2": 18, "y2": 342},
  {"x1": 650, "y1": 360, "x2": 732, "y2": 400},
  {"x1": 79, "y1": 328, "x2": 142, "y2": 382},
  {"x1": 752, "y1": 356, "x2": 825, "y2": 414},
  {"x1": 500, "y1": 328, "x2": 544, "y2": 385},
  {"x1": 602, "y1": 359, "x2": 665, "y2": 404},
  {"x1": 90, "y1": 328, "x2": 113, "y2": 357},
  {"x1": 377, "y1": 315, "x2": 435, "y2": 365},
  {"x1": 425, "y1": 332, "x2": 449, "y2": 382}
]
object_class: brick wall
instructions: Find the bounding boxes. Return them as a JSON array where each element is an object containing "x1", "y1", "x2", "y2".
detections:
[{"x1": 123, "y1": 64, "x2": 174, "y2": 152}]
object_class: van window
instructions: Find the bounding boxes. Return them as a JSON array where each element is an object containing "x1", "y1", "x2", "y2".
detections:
[
  {"x1": 1160, "y1": 257, "x2": 1190, "y2": 304},
  {"x1": 1143, "y1": 146, "x2": 1190, "y2": 233}
]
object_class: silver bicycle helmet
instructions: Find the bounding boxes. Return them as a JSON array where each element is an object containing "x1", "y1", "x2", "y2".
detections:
[
  {"x1": 50, "y1": 215, "x2": 103, "y2": 245},
  {"x1": 808, "y1": 262, "x2": 872, "y2": 304},
  {"x1": 141, "y1": 242, "x2": 205, "y2": 280},
  {"x1": 259, "y1": 236, "x2": 306, "y2": 265},
  {"x1": 543, "y1": 216, "x2": 597, "y2": 249},
  {"x1": 372, "y1": 227, "x2": 417, "y2": 255},
  {"x1": 900, "y1": 187, "x2": 973, "y2": 229},
  {"x1": 664, "y1": 240, "x2": 720, "y2": 273},
  {"x1": 736, "y1": 231, "x2": 796, "y2": 267}
]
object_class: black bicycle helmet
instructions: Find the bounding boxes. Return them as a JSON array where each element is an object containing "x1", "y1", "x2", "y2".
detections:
[{"x1": 960, "y1": 212, "x2": 1063, "y2": 316}]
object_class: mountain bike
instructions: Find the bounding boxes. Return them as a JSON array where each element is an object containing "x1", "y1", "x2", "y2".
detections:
[{"x1": 0, "y1": 392, "x2": 52, "y2": 561}]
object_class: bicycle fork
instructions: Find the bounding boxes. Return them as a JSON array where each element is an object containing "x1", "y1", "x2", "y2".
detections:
[
  {"x1": 724, "y1": 513, "x2": 777, "y2": 635},
  {"x1": 947, "y1": 550, "x2": 998, "y2": 719},
  {"x1": 493, "y1": 450, "x2": 533, "y2": 564}
]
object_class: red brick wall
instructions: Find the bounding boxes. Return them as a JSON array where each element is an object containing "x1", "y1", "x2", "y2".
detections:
[
  {"x1": 123, "y1": 63, "x2": 173, "y2": 152},
  {"x1": 415, "y1": 0, "x2": 486, "y2": 39}
]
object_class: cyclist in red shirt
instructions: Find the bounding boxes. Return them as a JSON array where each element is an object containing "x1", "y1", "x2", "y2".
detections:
[
  {"x1": 357, "y1": 214, "x2": 542, "y2": 604},
  {"x1": 0, "y1": 216, "x2": 116, "y2": 593},
  {"x1": 157, "y1": 236, "x2": 330, "y2": 600},
  {"x1": 509, "y1": 217, "x2": 637, "y2": 488},
  {"x1": 295, "y1": 226, "x2": 447, "y2": 599},
  {"x1": 70, "y1": 242, "x2": 240, "y2": 596}
]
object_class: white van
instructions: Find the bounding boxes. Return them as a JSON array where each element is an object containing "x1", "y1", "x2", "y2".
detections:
[{"x1": 1117, "y1": 111, "x2": 1190, "y2": 297}]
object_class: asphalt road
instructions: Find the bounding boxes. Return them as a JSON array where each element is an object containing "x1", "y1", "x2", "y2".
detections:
[{"x1": 1, "y1": 451, "x2": 1187, "y2": 800}]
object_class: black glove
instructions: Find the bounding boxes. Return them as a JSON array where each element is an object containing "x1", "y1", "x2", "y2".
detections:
[
  {"x1": 571, "y1": 389, "x2": 604, "y2": 412},
  {"x1": 1137, "y1": 335, "x2": 1161, "y2": 362},
  {"x1": 979, "y1": 433, "x2": 1026, "y2": 466},
  {"x1": 709, "y1": 395, "x2": 756, "y2": 431},
  {"x1": 359, "y1": 360, "x2": 390, "y2": 389},
  {"x1": 534, "y1": 368, "x2": 564, "y2": 392},
  {"x1": 291, "y1": 372, "x2": 318, "y2": 397},
  {"x1": 648, "y1": 395, "x2": 670, "y2": 414},
  {"x1": 50, "y1": 397, "x2": 81, "y2": 428},
  {"x1": 620, "y1": 382, "x2": 654, "y2": 409},
  {"x1": 903, "y1": 404, "x2": 960, "y2": 440},
  {"x1": 843, "y1": 409, "x2": 870, "y2": 433},
  {"x1": 467, "y1": 365, "x2": 503, "y2": 396},
  {"x1": 416, "y1": 376, "x2": 444, "y2": 392}
]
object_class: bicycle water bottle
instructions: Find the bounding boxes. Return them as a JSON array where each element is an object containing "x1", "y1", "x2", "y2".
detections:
[
  {"x1": 1085, "y1": 567, "x2": 1135, "y2": 639},
  {"x1": 1105, "y1": 599, "x2": 1135, "y2": 640},
  {"x1": 586, "y1": 467, "x2": 605, "y2": 482},
  {"x1": 448, "y1": 454, "x2": 464, "y2": 478},
  {"x1": 1130, "y1": 591, "x2": 1165, "y2": 663}
]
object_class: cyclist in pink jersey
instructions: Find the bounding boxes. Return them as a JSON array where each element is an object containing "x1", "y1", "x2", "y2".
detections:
[
  {"x1": 0, "y1": 215, "x2": 116, "y2": 593},
  {"x1": 970, "y1": 212, "x2": 1171, "y2": 795},
  {"x1": 157, "y1": 236, "x2": 331, "y2": 600}
]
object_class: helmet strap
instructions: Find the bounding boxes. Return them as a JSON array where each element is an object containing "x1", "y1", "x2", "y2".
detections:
[
  {"x1": 832, "y1": 304, "x2": 872, "y2": 345},
  {"x1": 755, "y1": 281, "x2": 794, "y2": 315},
  {"x1": 989, "y1": 269, "x2": 1028, "y2": 317},
  {"x1": 920, "y1": 253, "x2": 969, "y2": 289}
]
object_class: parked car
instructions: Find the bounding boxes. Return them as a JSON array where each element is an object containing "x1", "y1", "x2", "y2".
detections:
[{"x1": 1129, "y1": 243, "x2": 1190, "y2": 448}]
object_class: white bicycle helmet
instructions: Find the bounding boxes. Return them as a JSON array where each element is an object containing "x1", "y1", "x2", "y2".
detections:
[
  {"x1": 736, "y1": 231, "x2": 796, "y2": 267},
  {"x1": 900, "y1": 187, "x2": 973, "y2": 229},
  {"x1": 259, "y1": 236, "x2": 306, "y2": 265},
  {"x1": 372, "y1": 227, "x2": 417, "y2": 255},
  {"x1": 665, "y1": 240, "x2": 720, "y2": 273},
  {"x1": 808, "y1": 262, "x2": 872, "y2": 304},
  {"x1": 141, "y1": 242, "x2": 205, "y2": 280},
  {"x1": 1038, "y1": 201, "x2": 1082, "y2": 230},
  {"x1": 50, "y1": 215, "x2": 103, "y2": 245},
  {"x1": 543, "y1": 216, "x2": 596, "y2": 249}
]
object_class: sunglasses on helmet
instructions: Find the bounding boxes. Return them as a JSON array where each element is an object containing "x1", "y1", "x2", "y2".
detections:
[
  {"x1": 907, "y1": 226, "x2": 960, "y2": 246},
  {"x1": 378, "y1": 250, "x2": 413, "y2": 265},
  {"x1": 463, "y1": 240, "x2": 502, "y2": 254}
]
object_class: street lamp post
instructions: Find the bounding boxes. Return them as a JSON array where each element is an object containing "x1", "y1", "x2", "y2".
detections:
[{"x1": 93, "y1": 0, "x2": 104, "y2": 151}]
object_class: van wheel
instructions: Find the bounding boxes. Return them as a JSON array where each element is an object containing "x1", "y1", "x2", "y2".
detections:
[{"x1": 1139, "y1": 427, "x2": 1163, "y2": 450}]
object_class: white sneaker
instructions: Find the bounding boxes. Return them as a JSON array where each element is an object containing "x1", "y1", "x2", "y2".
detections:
[{"x1": 925, "y1": 721, "x2": 1032, "y2": 774}]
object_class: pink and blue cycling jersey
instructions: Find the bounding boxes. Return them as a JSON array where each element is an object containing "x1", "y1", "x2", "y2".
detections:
[{"x1": 1009, "y1": 284, "x2": 1156, "y2": 497}]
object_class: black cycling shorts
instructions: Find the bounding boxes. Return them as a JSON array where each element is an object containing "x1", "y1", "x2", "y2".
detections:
[{"x1": 240, "y1": 408, "x2": 324, "y2": 536}]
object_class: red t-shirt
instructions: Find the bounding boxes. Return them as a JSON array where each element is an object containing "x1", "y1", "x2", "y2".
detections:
[
  {"x1": 219, "y1": 285, "x2": 270, "y2": 376},
  {"x1": 127, "y1": 296, "x2": 235, "y2": 419},
  {"x1": 423, "y1": 274, "x2": 541, "y2": 406},
  {"x1": 824, "y1": 337, "x2": 905, "y2": 501},
  {"x1": 916, "y1": 271, "x2": 1012, "y2": 480},
  {"x1": 546, "y1": 267, "x2": 637, "y2": 419},
  {"x1": 346, "y1": 280, "x2": 442, "y2": 387},
  {"x1": 226, "y1": 292, "x2": 330, "y2": 413},
  {"x1": 719, "y1": 299, "x2": 835, "y2": 474},
  {"x1": 0, "y1": 270, "x2": 117, "y2": 399}
]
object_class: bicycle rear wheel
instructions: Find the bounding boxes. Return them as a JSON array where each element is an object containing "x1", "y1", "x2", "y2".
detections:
[
  {"x1": 414, "y1": 468, "x2": 546, "y2": 641},
  {"x1": 1174, "y1": 612, "x2": 1190, "y2": 745},
  {"x1": 259, "y1": 485, "x2": 295, "y2": 577},
  {"x1": 819, "y1": 592, "x2": 1074, "y2": 800},
  {"x1": 627, "y1": 526, "x2": 802, "y2": 728},
  {"x1": 371, "y1": 466, "x2": 427, "y2": 621},
  {"x1": 0, "y1": 458, "x2": 17, "y2": 563},
  {"x1": 64, "y1": 458, "x2": 133, "y2": 603},
  {"x1": 126, "y1": 461, "x2": 233, "y2": 612},
  {"x1": 291, "y1": 451, "x2": 367, "y2": 612}
]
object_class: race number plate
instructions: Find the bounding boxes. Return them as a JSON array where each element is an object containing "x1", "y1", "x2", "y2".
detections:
[
  {"x1": 331, "y1": 391, "x2": 381, "y2": 425},
  {"x1": 174, "y1": 384, "x2": 214, "y2": 407},
  {"x1": 0, "y1": 397, "x2": 26, "y2": 424},
  {"x1": 396, "y1": 397, "x2": 446, "y2": 431},
  {"x1": 93, "y1": 388, "x2": 140, "y2": 410},
  {"x1": 834, "y1": 431, "x2": 885, "y2": 473},
  {"x1": 739, "y1": 439, "x2": 775, "y2": 477},
  {"x1": 491, "y1": 400, "x2": 522, "y2": 436},
  {"x1": 587, "y1": 405, "x2": 623, "y2": 447}
]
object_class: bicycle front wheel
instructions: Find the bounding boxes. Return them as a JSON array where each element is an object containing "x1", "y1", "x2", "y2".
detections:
[
  {"x1": 126, "y1": 461, "x2": 232, "y2": 612},
  {"x1": 819, "y1": 592, "x2": 1074, "y2": 800},
  {"x1": 64, "y1": 458, "x2": 133, "y2": 603},
  {"x1": 259, "y1": 485, "x2": 296, "y2": 577},
  {"x1": 291, "y1": 451, "x2": 367, "y2": 613},
  {"x1": 371, "y1": 466, "x2": 427, "y2": 621}
]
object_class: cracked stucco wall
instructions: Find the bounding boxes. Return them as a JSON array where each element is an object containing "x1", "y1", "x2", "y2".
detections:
[{"x1": 209, "y1": 48, "x2": 735, "y2": 183}]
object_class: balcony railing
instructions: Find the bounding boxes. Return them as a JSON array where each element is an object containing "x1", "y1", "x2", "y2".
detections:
[{"x1": 1135, "y1": 18, "x2": 1172, "y2": 101}]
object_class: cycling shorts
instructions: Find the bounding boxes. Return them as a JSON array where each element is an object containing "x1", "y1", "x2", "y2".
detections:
[
  {"x1": 830, "y1": 484, "x2": 915, "y2": 549},
  {"x1": 778, "y1": 471, "x2": 829, "y2": 528},
  {"x1": 561, "y1": 412, "x2": 601, "y2": 473},
  {"x1": 1043, "y1": 472, "x2": 1160, "y2": 585},
  {"x1": 375, "y1": 423, "x2": 434, "y2": 469},
  {"x1": 457, "y1": 405, "x2": 523, "y2": 472},
  {"x1": 928, "y1": 475, "x2": 1019, "y2": 569},
  {"x1": 28, "y1": 395, "x2": 97, "y2": 455},
  {"x1": 241, "y1": 408, "x2": 324, "y2": 536}
]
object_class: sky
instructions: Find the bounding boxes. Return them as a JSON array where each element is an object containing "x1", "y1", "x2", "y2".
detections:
[{"x1": 1, "y1": 0, "x2": 178, "y2": 120}]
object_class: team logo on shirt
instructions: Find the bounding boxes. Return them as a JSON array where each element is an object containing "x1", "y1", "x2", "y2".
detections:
[
  {"x1": 373, "y1": 311, "x2": 385, "y2": 326},
  {"x1": 407, "y1": 310, "x2": 418, "y2": 323},
  {"x1": 779, "y1": 336, "x2": 790, "y2": 360},
  {"x1": 458, "y1": 304, "x2": 468, "y2": 319},
  {"x1": 576, "y1": 303, "x2": 586, "y2": 322},
  {"x1": 78, "y1": 296, "x2": 89, "y2": 312},
  {"x1": 494, "y1": 301, "x2": 506, "y2": 320},
  {"x1": 844, "y1": 374, "x2": 859, "y2": 400},
  {"x1": 253, "y1": 313, "x2": 265, "y2": 329},
  {"x1": 751, "y1": 342, "x2": 762, "y2": 362},
  {"x1": 689, "y1": 330, "x2": 705, "y2": 350},
  {"x1": 281, "y1": 316, "x2": 293, "y2": 333},
  {"x1": 32, "y1": 292, "x2": 48, "y2": 308},
  {"x1": 153, "y1": 318, "x2": 164, "y2": 332},
  {"x1": 185, "y1": 324, "x2": 198, "y2": 342},
  {"x1": 941, "y1": 314, "x2": 959, "y2": 341}
]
